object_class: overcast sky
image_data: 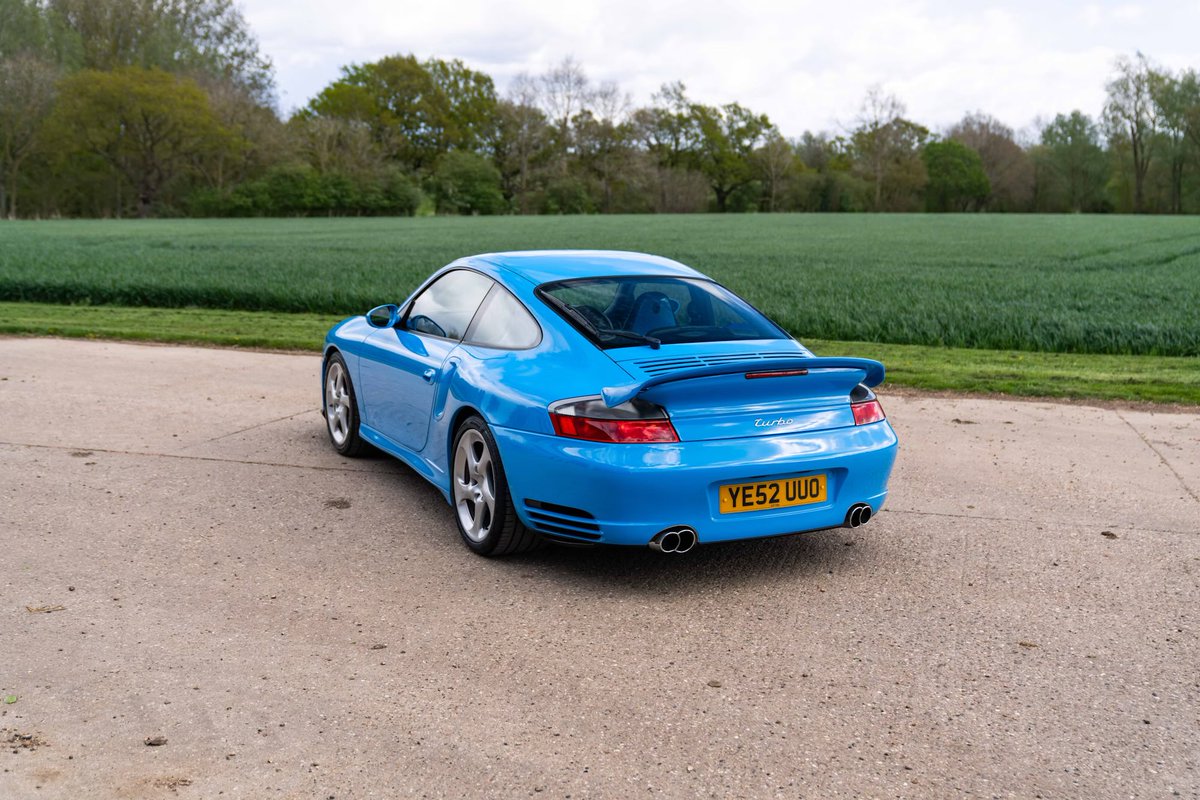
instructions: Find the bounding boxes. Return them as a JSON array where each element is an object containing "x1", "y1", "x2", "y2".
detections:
[{"x1": 239, "y1": 0, "x2": 1200, "y2": 138}]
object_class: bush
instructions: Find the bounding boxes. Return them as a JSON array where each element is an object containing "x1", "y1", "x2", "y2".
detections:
[
  {"x1": 430, "y1": 151, "x2": 507, "y2": 215},
  {"x1": 183, "y1": 165, "x2": 424, "y2": 217},
  {"x1": 539, "y1": 175, "x2": 595, "y2": 215}
]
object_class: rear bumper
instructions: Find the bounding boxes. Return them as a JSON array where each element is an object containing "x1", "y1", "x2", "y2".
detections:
[{"x1": 492, "y1": 421, "x2": 898, "y2": 546}]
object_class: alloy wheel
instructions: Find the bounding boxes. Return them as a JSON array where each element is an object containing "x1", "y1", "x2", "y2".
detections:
[{"x1": 453, "y1": 429, "x2": 496, "y2": 542}]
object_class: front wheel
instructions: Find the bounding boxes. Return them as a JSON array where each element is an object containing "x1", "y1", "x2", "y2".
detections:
[
  {"x1": 324, "y1": 353, "x2": 367, "y2": 457},
  {"x1": 451, "y1": 417, "x2": 540, "y2": 556}
]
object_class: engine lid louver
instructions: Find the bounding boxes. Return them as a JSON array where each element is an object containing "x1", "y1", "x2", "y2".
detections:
[{"x1": 629, "y1": 351, "x2": 801, "y2": 377}]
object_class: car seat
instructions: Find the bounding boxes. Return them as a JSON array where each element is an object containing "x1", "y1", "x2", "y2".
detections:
[{"x1": 626, "y1": 291, "x2": 679, "y2": 335}]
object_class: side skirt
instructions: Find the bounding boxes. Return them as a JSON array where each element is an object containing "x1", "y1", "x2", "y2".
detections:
[{"x1": 359, "y1": 423, "x2": 451, "y2": 504}]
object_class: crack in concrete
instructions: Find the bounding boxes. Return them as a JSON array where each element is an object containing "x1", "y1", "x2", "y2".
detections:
[
  {"x1": 0, "y1": 440, "x2": 397, "y2": 475},
  {"x1": 1115, "y1": 410, "x2": 1200, "y2": 506},
  {"x1": 885, "y1": 507, "x2": 1196, "y2": 537},
  {"x1": 3, "y1": 441, "x2": 1195, "y2": 536},
  {"x1": 178, "y1": 408, "x2": 318, "y2": 449}
]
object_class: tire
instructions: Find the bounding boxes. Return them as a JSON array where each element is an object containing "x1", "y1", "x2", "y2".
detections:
[
  {"x1": 451, "y1": 416, "x2": 541, "y2": 556},
  {"x1": 323, "y1": 352, "x2": 367, "y2": 457}
]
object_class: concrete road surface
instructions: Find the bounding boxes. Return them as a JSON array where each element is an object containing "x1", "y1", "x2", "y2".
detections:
[{"x1": 1, "y1": 338, "x2": 1197, "y2": 799}]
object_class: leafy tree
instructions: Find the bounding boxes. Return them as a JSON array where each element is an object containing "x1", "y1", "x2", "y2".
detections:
[
  {"x1": 634, "y1": 82, "x2": 696, "y2": 169},
  {"x1": 47, "y1": 66, "x2": 228, "y2": 216},
  {"x1": 753, "y1": 130, "x2": 799, "y2": 211},
  {"x1": 0, "y1": 52, "x2": 58, "y2": 216},
  {"x1": 194, "y1": 77, "x2": 287, "y2": 192},
  {"x1": 305, "y1": 54, "x2": 496, "y2": 174},
  {"x1": 575, "y1": 82, "x2": 635, "y2": 211},
  {"x1": 686, "y1": 99, "x2": 771, "y2": 212},
  {"x1": 46, "y1": 0, "x2": 274, "y2": 101},
  {"x1": 1149, "y1": 68, "x2": 1194, "y2": 214},
  {"x1": 947, "y1": 112, "x2": 1034, "y2": 211},
  {"x1": 786, "y1": 133, "x2": 867, "y2": 212},
  {"x1": 631, "y1": 82, "x2": 702, "y2": 211},
  {"x1": 850, "y1": 87, "x2": 930, "y2": 211},
  {"x1": 490, "y1": 95, "x2": 552, "y2": 212},
  {"x1": 1036, "y1": 111, "x2": 1109, "y2": 212},
  {"x1": 430, "y1": 150, "x2": 506, "y2": 215},
  {"x1": 1182, "y1": 70, "x2": 1200, "y2": 153},
  {"x1": 922, "y1": 139, "x2": 990, "y2": 212},
  {"x1": 539, "y1": 174, "x2": 595, "y2": 214},
  {"x1": 291, "y1": 115, "x2": 382, "y2": 179},
  {"x1": 424, "y1": 58, "x2": 499, "y2": 153},
  {"x1": 573, "y1": 109, "x2": 634, "y2": 212},
  {"x1": 1104, "y1": 53, "x2": 1158, "y2": 212},
  {"x1": 0, "y1": 0, "x2": 50, "y2": 58}
]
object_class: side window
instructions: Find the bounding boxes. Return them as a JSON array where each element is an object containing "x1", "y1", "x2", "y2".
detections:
[
  {"x1": 465, "y1": 287, "x2": 542, "y2": 349},
  {"x1": 406, "y1": 270, "x2": 493, "y2": 340}
]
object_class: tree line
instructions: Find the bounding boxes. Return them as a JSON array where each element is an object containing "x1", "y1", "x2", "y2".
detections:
[{"x1": 2, "y1": 0, "x2": 1199, "y2": 218}]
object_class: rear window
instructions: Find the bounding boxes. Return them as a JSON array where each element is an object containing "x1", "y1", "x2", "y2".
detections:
[{"x1": 537, "y1": 276, "x2": 787, "y2": 349}]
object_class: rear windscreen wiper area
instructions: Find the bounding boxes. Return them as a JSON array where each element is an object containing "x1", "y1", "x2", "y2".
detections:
[{"x1": 549, "y1": 297, "x2": 661, "y2": 349}]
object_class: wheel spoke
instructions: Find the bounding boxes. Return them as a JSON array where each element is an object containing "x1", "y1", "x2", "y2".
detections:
[
  {"x1": 466, "y1": 501, "x2": 483, "y2": 535},
  {"x1": 452, "y1": 427, "x2": 501, "y2": 544},
  {"x1": 475, "y1": 449, "x2": 491, "y2": 481},
  {"x1": 325, "y1": 362, "x2": 355, "y2": 447}
]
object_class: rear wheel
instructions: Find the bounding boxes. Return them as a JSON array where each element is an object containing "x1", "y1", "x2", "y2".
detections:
[
  {"x1": 451, "y1": 416, "x2": 540, "y2": 556},
  {"x1": 324, "y1": 353, "x2": 367, "y2": 457}
]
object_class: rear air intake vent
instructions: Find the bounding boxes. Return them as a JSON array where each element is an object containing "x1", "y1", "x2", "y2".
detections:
[
  {"x1": 631, "y1": 351, "x2": 799, "y2": 376},
  {"x1": 524, "y1": 499, "x2": 602, "y2": 541}
]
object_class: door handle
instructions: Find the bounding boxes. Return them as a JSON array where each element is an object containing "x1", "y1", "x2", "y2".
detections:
[{"x1": 422, "y1": 368, "x2": 437, "y2": 383}]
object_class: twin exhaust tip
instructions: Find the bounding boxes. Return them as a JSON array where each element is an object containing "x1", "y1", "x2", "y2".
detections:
[
  {"x1": 845, "y1": 503, "x2": 873, "y2": 528},
  {"x1": 649, "y1": 506, "x2": 871, "y2": 552},
  {"x1": 649, "y1": 526, "x2": 698, "y2": 554}
]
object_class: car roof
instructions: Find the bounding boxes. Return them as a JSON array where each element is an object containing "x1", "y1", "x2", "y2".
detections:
[{"x1": 467, "y1": 250, "x2": 707, "y2": 285}]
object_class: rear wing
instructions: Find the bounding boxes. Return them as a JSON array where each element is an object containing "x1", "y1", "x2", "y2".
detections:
[{"x1": 601, "y1": 357, "x2": 886, "y2": 407}]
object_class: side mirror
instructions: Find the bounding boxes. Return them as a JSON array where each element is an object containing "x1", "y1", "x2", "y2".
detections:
[{"x1": 366, "y1": 304, "x2": 400, "y2": 329}]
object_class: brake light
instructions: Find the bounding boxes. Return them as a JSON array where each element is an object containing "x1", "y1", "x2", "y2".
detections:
[
  {"x1": 549, "y1": 397, "x2": 679, "y2": 443},
  {"x1": 745, "y1": 368, "x2": 809, "y2": 380},
  {"x1": 851, "y1": 398, "x2": 886, "y2": 426}
]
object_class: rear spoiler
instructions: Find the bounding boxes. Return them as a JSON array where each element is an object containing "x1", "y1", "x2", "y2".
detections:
[{"x1": 601, "y1": 357, "x2": 886, "y2": 407}]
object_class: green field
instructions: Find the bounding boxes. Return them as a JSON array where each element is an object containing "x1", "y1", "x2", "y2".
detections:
[
  {"x1": 2, "y1": 214, "x2": 1198, "y2": 356},
  {"x1": 4, "y1": 301, "x2": 1197, "y2": 404},
  {"x1": 1, "y1": 215, "x2": 1197, "y2": 404}
]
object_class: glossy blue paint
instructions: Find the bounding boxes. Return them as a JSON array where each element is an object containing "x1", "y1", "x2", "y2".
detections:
[
  {"x1": 359, "y1": 326, "x2": 456, "y2": 450},
  {"x1": 492, "y1": 420, "x2": 897, "y2": 545},
  {"x1": 323, "y1": 250, "x2": 898, "y2": 548},
  {"x1": 601, "y1": 356, "x2": 885, "y2": 407}
]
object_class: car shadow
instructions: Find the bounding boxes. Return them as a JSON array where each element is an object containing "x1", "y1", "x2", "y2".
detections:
[
  {"x1": 509, "y1": 526, "x2": 879, "y2": 597},
  {"x1": 364, "y1": 451, "x2": 882, "y2": 597}
]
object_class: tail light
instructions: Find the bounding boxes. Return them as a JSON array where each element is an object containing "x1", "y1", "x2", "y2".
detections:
[
  {"x1": 549, "y1": 396, "x2": 679, "y2": 443},
  {"x1": 851, "y1": 398, "x2": 886, "y2": 426}
]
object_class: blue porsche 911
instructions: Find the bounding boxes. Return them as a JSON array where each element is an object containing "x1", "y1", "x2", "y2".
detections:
[{"x1": 322, "y1": 250, "x2": 897, "y2": 556}]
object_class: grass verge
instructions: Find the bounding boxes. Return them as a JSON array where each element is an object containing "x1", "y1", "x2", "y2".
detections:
[{"x1": 2, "y1": 302, "x2": 1197, "y2": 405}]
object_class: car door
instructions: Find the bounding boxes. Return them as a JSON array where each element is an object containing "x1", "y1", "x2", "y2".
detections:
[{"x1": 358, "y1": 269, "x2": 494, "y2": 452}]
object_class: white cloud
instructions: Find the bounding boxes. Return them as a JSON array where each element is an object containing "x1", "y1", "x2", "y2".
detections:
[
  {"x1": 1113, "y1": 4, "x2": 1145, "y2": 21},
  {"x1": 239, "y1": 0, "x2": 1200, "y2": 135}
]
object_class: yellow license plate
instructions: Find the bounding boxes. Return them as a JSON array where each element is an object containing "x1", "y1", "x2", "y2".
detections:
[{"x1": 719, "y1": 474, "x2": 827, "y2": 514}]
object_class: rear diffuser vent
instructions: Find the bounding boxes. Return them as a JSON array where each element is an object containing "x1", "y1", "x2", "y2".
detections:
[
  {"x1": 631, "y1": 351, "x2": 799, "y2": 376},
  {"x1": 524, "y1": 499, "x2": 602, "y2": 541}
]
